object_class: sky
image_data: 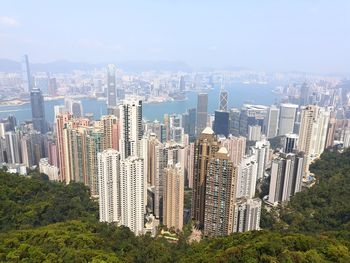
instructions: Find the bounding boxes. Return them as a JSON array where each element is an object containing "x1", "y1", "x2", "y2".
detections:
[{"x1": 0, "y1": 0, "x2": 350, "y2": 74}]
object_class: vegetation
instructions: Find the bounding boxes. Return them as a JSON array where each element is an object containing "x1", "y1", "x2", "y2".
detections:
[{"x1": 0, "y1": 148, "x2": 350, "y2": 262}]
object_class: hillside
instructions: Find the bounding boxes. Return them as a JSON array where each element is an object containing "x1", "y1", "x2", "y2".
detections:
[{"x1": 0, "y1": 149, "x2": 350, "y2": 262}]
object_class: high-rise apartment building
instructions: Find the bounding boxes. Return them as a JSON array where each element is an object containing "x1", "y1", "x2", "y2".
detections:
[
  {"x1": 98, "y1": 149, "x2": 121, "y2": 223},
  {"x1": 220, "y1": 135, "x2": 246, "y2": 166},
  {"x1": 236, "y1": 155, "x2": 258, "y2": 199},
  {"x1": 232, "y1": 198, "x2": 261, "y2": 233},
  {"x1": 250, "y1": 139, "x2": 270, "y2": 181},
  {"x1": 120, "y1": 157, "x2": 145, "y2": 235},
  {"x1": 268, "y1": 152, "x2": 304, "y2": 205},
  {"x1": 163, "y1": 162, "x2": 184, "y2": 231},
  {"x1": 298, "y1": 105, "x2": 330, "y2": 177},
  {"x1": 203, "y1": 147, "x2": 236, "y2": 237},
  {"x1": 119, "y1": 99, "x2": 143, "y2": 159},
  {"x1": 191, "y1": 127, "x2": 220, "y2": 228}
]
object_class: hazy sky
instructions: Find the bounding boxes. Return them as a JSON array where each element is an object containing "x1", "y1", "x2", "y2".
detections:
[{"x1": 1, "y1": 0, "x2": 350, "y2": 73}]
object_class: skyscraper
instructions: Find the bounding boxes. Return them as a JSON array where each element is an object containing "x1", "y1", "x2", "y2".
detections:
[
  {"x1": 22, "y1": 54, "x2": 32, "y2": 92},
  {"x1": 120, "y1": 157, "x2": 145, "y2": 235},
  {"x1": 278, "y1": 104, "x2": 298, "y2": 136},
  {"x1": 119, "y1": 99, "x2": 143, "y2": 159},
  {"x1": 298, "y1": 105, "x2": 330, "y2": 177},
  {"x1": 107, "y1": 64, "x2": 117, "y2": 107},
  {"x1": 99, "y1": 115, "x2": 118, "y2": 150},
  {"x1": 232, "y1": 198, "x2": 261, "y2": 233},
  {"x1": 163, "y1": 162, "x2": 184, "y2": 231},
  {"x1": 213, "y1": 110, "x2": 230, "y2": 137},
  {"x1": 196, "y1": 93, "x2": 208, "y2": 135},
  {"x1": 264, "y1": 106, "x2": 279, "y2": 138},
  {"x1": 236, "y1": 155, "x2": 258, "y2": 199},
  {"x1": 219, "y1": 89, "x2": 228, "y2": 111},
  {"x1": 268, "y1": 152, "x2": 304, "y2": 205},
  {"x1": 221, "y1": 135, "x2": 246, "y2": 166},
  {"x1": 191, "y1": 127, "x2": 220, "y2": 228},
  {"x1": 282, "y1": 133, "x2": 299, "y2": 153},
  {"x1": 98, "y1": 149, "x2": 121, "y2": 223},
  {"x1": 250, "y1": 139, "x2": 270, "y2": 181},
  {"x1": 203, "y1": 147, "x2": 236, "y2": 237},
  {"x1": 30, "y1": 88, "x2": 47, "y2": 134}
]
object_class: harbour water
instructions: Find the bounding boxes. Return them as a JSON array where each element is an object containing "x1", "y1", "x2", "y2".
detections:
[{"x1": 0, "y1": 83, "x2": 280, "y2": 124}]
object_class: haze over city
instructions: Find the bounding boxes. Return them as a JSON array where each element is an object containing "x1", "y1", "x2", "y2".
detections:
[
  {"x1": 1, "y1": 0, "x2": 350, "y2": 74},
  {"x1": 1, "y1": 1, "x2": 350, "y2": 262}
]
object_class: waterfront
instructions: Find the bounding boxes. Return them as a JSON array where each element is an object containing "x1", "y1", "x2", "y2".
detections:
[{"x1": 0, "y1": 83, "x2": 280, "y2": 124}]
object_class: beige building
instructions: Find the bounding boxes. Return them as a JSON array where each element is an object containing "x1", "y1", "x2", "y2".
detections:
[{"x1": 163, "y1": 162, "x2": 184, "y2": 231}]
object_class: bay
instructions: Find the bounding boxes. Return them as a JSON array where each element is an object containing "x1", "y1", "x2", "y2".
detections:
[{"x1": 0, "y1": 83, "x2": 280, "y2": 124}]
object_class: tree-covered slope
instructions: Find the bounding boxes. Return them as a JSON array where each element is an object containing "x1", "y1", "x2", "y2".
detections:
[
  {"x1": 0, "y1": 149, "x2": 350, "y2": 262},
  {"x1": 0, "y1": 171, "x2": 98, "y2": 232},
  {"x1": 271, "y1": 149, "x2": 350, "y2": 233}
]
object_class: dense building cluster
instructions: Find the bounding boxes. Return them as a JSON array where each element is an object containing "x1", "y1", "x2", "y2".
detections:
[{"x1": 1, "y1": 57, "x2": 350, "y2": 238}]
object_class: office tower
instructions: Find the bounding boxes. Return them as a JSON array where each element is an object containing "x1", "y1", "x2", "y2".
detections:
[
  {"x1": 30, "y1": 88, "x2": 47, "y2": 134},
  {"x1": 219, "y1": 89, "x2": 228, "y2": 111},
  {"x1": 282, "y1": 133, "x2": 299, "y2": 153},
  {"x1": 107, "y1": 64, "x2": 117, "y2": 107},
  {"x1": 119, "y1": 99, "x2": 143, "y2": 159},
  {"x1": 250, "y1": 139, "x2": 270, "y2": 181},
  {"x1": 191, "y1": 127, "x2": 220, "y2": 227},
  {"x1": 56, "y1": 113, "x2": 73, "y2": 182},
  {"x1": 22, "y1": 54, "x2": 32, "y2": 92},
  {"x1": 298, "y1": 105, "x2": 330, "y2": 176},
  {"x1": 182, "y1": 108, "x2": 196, "y2": 142},
  {"x1": 196, "y1": 93, "x2": 208, "y2": 134},
  {"x1": 99, "y1": 115, "x2": 118, "y2": 150},
  {"x1": 179, "y1": 75, "x2": 186, "y2": 92},
  {"x1": 146, "y1": 120, "x2": 166, "y2": 143},
  {"x1": 98, "y1": 149, "x2": 121, "y2": 223},
  {"x1": 268, "y1": 152, "x2": 304, "y2": 205},
  {"x1": 39, "y1": 158, "x2": 59, "y2": 181},
  {"x1": 86, "y1": 129, "x2": 103, "y2": 196},
  {"x1": 48, "y1": 78, "x2": 57, "y2": 96},
  {"x1": 120, "y1": 157, "x2": 145, "y2": 235},
  {"x1": 229, "y1": 108, "x2": 241, "y2": 136},
  {"x1": 248, "y1": 125, "x2": 261, "y2": 141},
  {"x1": 71, "y1": 100, "x2": 83, "y2": 118},
  {"x1": 204, "y1": 147, "x2": 236, "y2": 237},
  {"x1": 232, "y1": 198, "x2": 261, "y2": 233},
  {"x1": 188, "y1": 108, "x2": 197, "y2": 141},
  {"x1": 264, "y1": 106, "x2": 279, "y2": 138},
  {"x1": 221, "y1": 135, "x2": 246, "y2": 166},
  {"x1": 278, "y1": 104, "x2": 298, "y2": 136},
  {"x1": 213, "y1": 110, "x2": 230, "y2": 137},
  {"x1": 4, "y1": 131, "x2": 21, "y2": 164},
  {"x1": 236, "y1": 155, "x2": 258, "y2": 199},
  {"x1": 163, "y1": 162, "x2": 184, "y2": 231}
]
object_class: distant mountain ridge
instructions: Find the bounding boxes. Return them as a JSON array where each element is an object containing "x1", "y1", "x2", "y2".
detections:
[{"x1": 0, "y1": 59, "x2": 192, "y2": 73}]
